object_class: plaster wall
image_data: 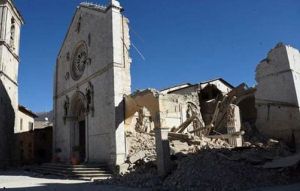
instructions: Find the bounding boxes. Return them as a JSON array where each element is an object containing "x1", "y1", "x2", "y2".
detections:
[{"x1": 16, "y1": 110, "x2": 34, "y2": 133}]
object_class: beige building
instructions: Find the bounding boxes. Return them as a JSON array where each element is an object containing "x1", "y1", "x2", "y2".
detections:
[
  {"x1": 0, "y1": 0, "x2": 24, "y2": 167},
  {"x1": 53, "y1": 0, "x2": 131, "y2": 166},
  {"x1": 17, "y1": 105, "x2": 37, "y2": 133}
]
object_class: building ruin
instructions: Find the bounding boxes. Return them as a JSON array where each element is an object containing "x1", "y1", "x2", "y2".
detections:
[{"x1": 255, "y1": 43, "x2": 300, "y2": 148}]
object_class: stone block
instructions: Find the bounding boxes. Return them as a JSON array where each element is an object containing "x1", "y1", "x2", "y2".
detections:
[{"x1": 129, "y1": 151, "x2": 146, "y2": 164}]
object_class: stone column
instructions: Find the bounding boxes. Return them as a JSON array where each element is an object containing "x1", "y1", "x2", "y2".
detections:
[
  {"x1": 227, "y1": 104, "x2": 243, "y2": 147},
  {"x1": 155, "y1": 127, "x2": 171, "y2": 177}
]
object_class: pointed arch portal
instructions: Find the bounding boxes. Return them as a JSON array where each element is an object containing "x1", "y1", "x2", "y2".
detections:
[{"x1": 69, "y1": 91, "x2": 88, "y2": 163}]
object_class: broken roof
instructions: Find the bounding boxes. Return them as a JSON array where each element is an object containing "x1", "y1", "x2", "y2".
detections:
[
  {"x1": 160, "y1": 83, "x2": 194, "y2": 94},
  {"x1": 199, "y1": 78, "x2": 234, "y2": 89},
  {"x1": 160, "y1": 78, "x2": 234, "y2": 95}
]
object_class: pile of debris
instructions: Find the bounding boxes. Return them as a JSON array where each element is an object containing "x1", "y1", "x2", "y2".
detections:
[
  {"x1": 101, "y1": 134, "x2": 300, "y2": 190},
  {"x1": 119, "y1": 130, "x2": 233, "y2": 175},
  {"x1": 99, "y1": 83, "x2": 300, "y2": 190},
  {"x1": 163, "y1": 146, "x2": 299, "y2": 191},
  {"x1": 117, "y1": 131, "x2": 156, "y2": 175}
]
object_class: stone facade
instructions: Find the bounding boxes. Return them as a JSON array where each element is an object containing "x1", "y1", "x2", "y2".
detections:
[
  {"x1": 53, "y1": 0, "x2": 131, "y2": 167},
  {"x1": 0, "y1": 0, "x2": 23, "y2": 167},
  {"x1": 255, "y1": 43, "x2": 300, "y2": 146}
]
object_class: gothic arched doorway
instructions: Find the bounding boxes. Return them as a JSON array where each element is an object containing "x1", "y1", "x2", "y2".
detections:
[{"x1": 69, "y1": 91, "x2": 87, "y2": 163}]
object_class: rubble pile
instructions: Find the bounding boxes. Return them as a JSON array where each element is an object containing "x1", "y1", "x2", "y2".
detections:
[
  {"x1": 164, "y1": 147, "x2": 300, "y2": 191},
  {"x1": 101, "y1": 137, "x2": 300, "y2": 190},
  {"x1": 170, "y1": 135, "x2": 231, "y2": 155},
  {"x1": 99, "y1": 81, "x2": 300, "y2": 190},
  {"x1": 115, "y1": 131, "x2": 156, "y2": 175},
  {"x1": 126, "y1": 131, "x2": 156, "y2": 163},
  {"x1": 122, "y1": 131, "x2": 232, "y2": 173}
]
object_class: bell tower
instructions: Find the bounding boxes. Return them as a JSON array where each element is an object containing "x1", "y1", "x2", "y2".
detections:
[{"x1": 0, "y1": 0, "x2": 23, "y2": 131}]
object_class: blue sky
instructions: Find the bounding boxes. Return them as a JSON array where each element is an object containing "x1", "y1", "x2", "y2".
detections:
[{"x1": 14, "y1": 0, "x2": 300, "y2": 112}]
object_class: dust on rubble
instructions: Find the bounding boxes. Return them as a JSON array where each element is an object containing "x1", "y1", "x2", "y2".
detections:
[{"x1": 98, "y1": 128, "x2": 300, "y2": 191}]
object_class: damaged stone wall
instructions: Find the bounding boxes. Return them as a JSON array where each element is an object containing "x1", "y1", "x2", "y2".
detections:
[
  {"x1": 158, "y1": 93, "x2": 199, "y2": 131},
  {"x1": 125, "y1": 89, "x2": 200, "y2": 133},
  {"x1": 255, "y1": 43, "x2": 300, "y2": 147}
]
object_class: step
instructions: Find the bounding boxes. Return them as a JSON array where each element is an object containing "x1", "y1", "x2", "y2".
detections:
[
  {"x1": 34, "y1": 167, "x2": 110, "y2": 175},
  {"x1": 33, "y1": 168, "x2": 111, "y2": 178},
  {"x1": 43, "y1": 163, "x2": 107, "y2": 168},
  {"x1": 31, "y1": 163, "x2": 112, "y2": 180},
  {"x1": 38, "y1": 165, "x2": 108, "y2": 171},
  {"x1": 33, "y1": 170, "x2": 111, "y2": 181}
]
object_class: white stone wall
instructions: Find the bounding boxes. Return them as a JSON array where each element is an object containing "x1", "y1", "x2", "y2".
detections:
[
  {"x1": 54, "y1": 2, "x2": 131, "y2": 166},
  {"x1": 255, "y1": 43, "x2": 300, "y2": 144},
  {"x1": 0, "y1": 0, "x2": 23, "y2": 167},
  {"x1": 159, "y1": 94, "x2": 199, "y2": 131}
]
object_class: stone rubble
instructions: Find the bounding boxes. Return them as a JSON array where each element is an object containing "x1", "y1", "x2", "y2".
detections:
[{"x1": 99, "y1": 129, "x2": 300, "y2": 191}]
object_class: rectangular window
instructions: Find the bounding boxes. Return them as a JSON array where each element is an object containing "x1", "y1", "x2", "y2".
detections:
[
  {"x1": 28, "y1": 122, "x2": 33, "y2": 131},
  {"x1": 20, "y1": 118, "x2": 23, "y2": 130}
]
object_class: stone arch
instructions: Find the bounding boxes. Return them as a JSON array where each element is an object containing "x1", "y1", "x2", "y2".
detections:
[
  {"x1": 69, "y1": 91, "x2": 88, "y2": 162},
  {"x1": 70, "y1": 91, "x2": 87, "y2": 119},
  {"x1": 236, "y1": 94, "x2": 257, "y2": 123}
]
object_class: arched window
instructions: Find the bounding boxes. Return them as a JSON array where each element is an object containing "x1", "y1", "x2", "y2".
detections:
[{"x1": 10, "y1": 18, "x2": 15, "y2": 49}]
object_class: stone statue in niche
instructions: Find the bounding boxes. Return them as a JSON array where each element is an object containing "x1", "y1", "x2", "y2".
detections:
[
  {"x1": 76, "y1": 16, "x2": 81, "y2": 33},
  {"x1": 85, "y1": 81, "x2": 94, "y2": 116},
  {"x1": 63, "y1": 95, "x2": 70, "y2": 124}
]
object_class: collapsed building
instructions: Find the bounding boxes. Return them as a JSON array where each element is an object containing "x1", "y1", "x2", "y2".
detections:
[
  {"x1": 101, "y1": 44, "x2": 300, "y2": 190},
  {"x1": 124, "y1": 78, "x2": 245, "y2": 148}
]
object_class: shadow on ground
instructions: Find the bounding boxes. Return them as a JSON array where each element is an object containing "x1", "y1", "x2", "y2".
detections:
[{"x1": 0, "y1": 170, "x2": 147, "y2": 191}]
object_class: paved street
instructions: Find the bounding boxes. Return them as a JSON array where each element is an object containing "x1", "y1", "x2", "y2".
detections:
[{"x1": 0, "y1": 170, "x2": 146, "y2": 191}]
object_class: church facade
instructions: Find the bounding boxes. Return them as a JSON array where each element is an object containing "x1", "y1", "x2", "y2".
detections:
[
  {"x1": 53, "y1": 0, "x2": 131, "y2": 166},
  {"x1": 0, "y1": 0, "x2": 23, "y2": 167}
]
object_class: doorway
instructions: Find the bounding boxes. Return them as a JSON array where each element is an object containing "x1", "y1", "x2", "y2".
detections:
[
  {"x1": 78, "y1": 120, "x2": 86, "y2": 162},
  {"x1": 69, "y1": 91, "x2": 88, "y2": 164}
]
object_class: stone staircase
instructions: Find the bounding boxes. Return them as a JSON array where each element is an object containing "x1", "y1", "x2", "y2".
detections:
[{"x1": 31, "y1": 163, "x2": 112, "y2": 181}]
